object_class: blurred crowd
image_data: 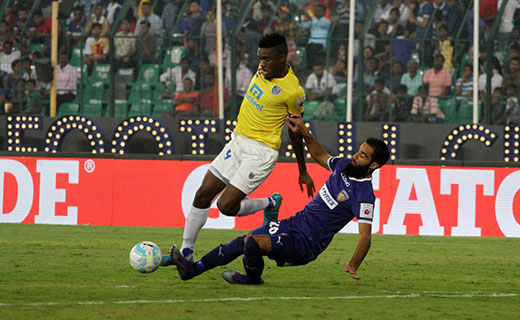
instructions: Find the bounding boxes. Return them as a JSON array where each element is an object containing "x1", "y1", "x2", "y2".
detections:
[{"x1": 0, "y1": 0, "x2": 519, "y2": 124}]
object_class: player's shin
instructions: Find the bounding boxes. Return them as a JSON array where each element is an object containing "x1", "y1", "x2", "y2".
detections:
[
  {"x1": 181, "y1": 206, "x2": 211, "y2": 255},
  {"x1": 243, "y1": 237, "x2": 265, "y2": 284},
  {"x1": 236, "y1": 197, "x2": 270, "y2": 216},
  {"x1": 198, "y1": 235, "x2": 246, "y2": 272}
]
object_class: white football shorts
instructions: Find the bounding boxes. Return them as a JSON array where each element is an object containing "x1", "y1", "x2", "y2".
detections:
[{"x1": 210, "y1": 132, "x2": 279, "y2": 195}]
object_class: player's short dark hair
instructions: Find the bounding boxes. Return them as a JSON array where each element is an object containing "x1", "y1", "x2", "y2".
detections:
[
  {"x1": 258, "y1": 32, "x2": 288, "y2": 56},
  {"x1": 366, "y1": 137, "x2": 390, "y2": 168}
]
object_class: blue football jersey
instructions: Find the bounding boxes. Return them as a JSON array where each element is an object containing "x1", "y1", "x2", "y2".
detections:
[{"x1": 288, "y1": 156, "x2": 375, "y2": 256}]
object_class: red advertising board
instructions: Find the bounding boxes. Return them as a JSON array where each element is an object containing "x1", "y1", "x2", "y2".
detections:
[{"x1": 1, "y1": 156, "x2": 519, "y2": 237}]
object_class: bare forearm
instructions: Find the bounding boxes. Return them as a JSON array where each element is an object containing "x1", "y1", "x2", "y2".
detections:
[
  {"x1": 347, "y1": 234, "x2": 371, "y2": 270},
  {"x1": 300, "y1": 127, "x2": 330, "y2": 169},
  {"x1": 289, "y1": 128, "x2": 308, "y2": 174}
]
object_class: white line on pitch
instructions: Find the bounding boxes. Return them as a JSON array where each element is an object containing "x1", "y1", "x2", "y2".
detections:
[{"x1": 0, "y1": 293, "x2": 518, "y2": 307}]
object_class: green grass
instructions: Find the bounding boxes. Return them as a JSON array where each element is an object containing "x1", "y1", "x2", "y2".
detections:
[{"x1": 0, "y1": 224, "x2": 519, "y2": 319}]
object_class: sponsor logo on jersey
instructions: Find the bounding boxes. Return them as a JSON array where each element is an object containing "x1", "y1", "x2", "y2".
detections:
[
  {"x1": 359, "y1": 203, "x2": 374, "y2": 220},
  {"x1": 340, "y1": 172, "x2": 350, "y2": 187},
  {"x1": 319, "y1": 184, "x2": 338, "y2": 210},
  {"x1": 271, "y1": 85, "x2": 282, "y2": 95},
  {"x1": 296, "y1": 96, "x2": 305, "y2": 110},
  {"x1": 250, "y1": 83, "x2": 264, "y2": 100},
  {"x1": 336, "y1": 189, "x2": 349, "y2": 202}
]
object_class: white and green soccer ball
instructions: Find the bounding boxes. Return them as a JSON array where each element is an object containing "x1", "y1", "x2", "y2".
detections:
[{"x1": 129, "y1": 241, "x2": 162, "y2": 273}]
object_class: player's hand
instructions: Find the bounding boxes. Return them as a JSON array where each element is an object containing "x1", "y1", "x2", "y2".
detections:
[
  {"x1": 344, "y1": 265, "x2": 361, "y2": 280},
  {"x1": 286, "y1": 113, "x2": 307, "y2": 135},
  {"x1": 298, "y1": 171, "x2": 316, "y2": 198}
]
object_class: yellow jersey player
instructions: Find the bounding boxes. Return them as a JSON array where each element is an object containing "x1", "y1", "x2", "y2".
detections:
[{"x1": 165, "y1": 33, "x2": 315, "y2": 264}]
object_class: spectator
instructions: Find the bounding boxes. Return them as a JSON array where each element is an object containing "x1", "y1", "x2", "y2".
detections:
[
  {"x1": 106, "y1": 0, "x2": 122, "y2": 25},
  {"x1": 83, "y1": 23, "x2": 109, "y2": 73},
  {"x1": 381, "y1": 0, "x2": 410, "y2": 26},
  {"x1": 173, "y1": 77, "x2": 200, "y2": 117},
  {"x1": 84, "y1": 3, "x2": 110, "y2": 36},
  {"x1": 432, "y1": 0, "x2": 449, "y2": 23},
  {"x1": 160, "y1": 57, "x2": 197, "y2": 96},
  {"x1": 43, "y1": 23, "x2": 69, "y2": 58},
  {"x1": 275, "y1": 6, "x2": 299, "y2": 39},
  {"x1": 0, "y1": 21, "x2": 15, "y2": 51},
  {"x1": 225, "y1": 53, "x2": 253, "y2": 103},
  {"x1": 479, "y1": 57, "x2": 503, "y2": 96},
  {"x1": 496, "y1": 0, "x2": 520, "y2": 51},
  {"x1": 423, "y1": 54, "x2": 452, "y2": 98},
  {"x1": 335, "y1": 0, "x2": 365, "y2": 34},
  {"x1": 31, "y1": 50, "x2": 53, "y2": 92},
  {"x1": 303, "y1": 0, "x2": 332, "y2": 21},
  {"x1": 252, "y1": 0, "x2": 276, "y2": 21},
  {"x1": 162, "y1": 0, "x2": 181, "y2": 34},
  {"x1": 56, "y1": 52, "x2": 78, "y2": 107},
  {"x1": 299, "y1": 5, "x2": 330, "y2": 67},
  {"x1": 434, "y1": 24, "x2": 454, "y2": 73},
  {"x1": 386, "y1": 61, "x2": 404, "y2": 92},
  {"x1": 0, "y1": 88, "x2": 6, "y2": 114},
  {"x1": 454, "y1": 64, "x2": 474, "y2": 107},
  {"x1": 136, "y1": 20, "x2": 157, "y2": 64},
  {"x1": 135, "y1": 1, "x2": 163, "y2": 36},
  {"x1": 491, "y1": 87, "x2": 505, "y2": 124},
  {"x1": 373, "y1": 0, "x2": 392, "y2": 24},
  {"x1": 21, "y1": 57, "x2": 38, "y2": 85},
  {"x1": 479, "y1": 0, "x2": 498, "y2": 28},
  {"x1": 13, "y1": 7, "x2": 35, "y2": 37},
  {"x1": 67, "y1": 6, "x2": 86, "y2": 44},
  {"x1": 4, "y1": 59, "x2": 24, "y2": 100},
  {"x1": 354, "y1": 56, "x2": 379, "y2": 93},
  {"x1": 32, "y1": 10, "x2": 52, "y2": 43},
  {"x1": 22, "y1": 79, "x2": 44, "y2": 114},
  {"x1": 115, "y1": 18, "x2": 136, "y2": 69},
  {"x1": 410, "y1": 85, "x2": 445, "y2": 123},
  {"x1": 446, "y1": 0, "x2": 464, "y2": 38},
  {"x1": 365, "y1": 78, "x2": 391, "y2": 121},
  {"x1": 502, "y1": 57, "x2": 520, "y2": 90},
  {"x1": 251, "y1": 5, "x2": 274, "y2": 35},
  {"x1": 408, "y1": 0, "x2": 433, "y2": 64},
  {"x1": 177, "y1": 1, "x2": 205, "y2": 37},
  {"x1": 184, "y1": 38, "x2": 202, "y2": 76},
  {"x1": 391, "y1": 84, "x2": 411, "y2": 122},
  {"x1": 201, "y1": 9, "x2": 228, "y2": 65},
  {"x1": 392, "y1": 25, "x2": 416, "y2": 69},
  {"x1": 199, "y1": 72, "x2": 230, "y2": 118},
  {"x1": 502, "y1": 84, "x2": 520, "y2": 124},
  {"x1": 387, "y1": 8, "x2": 401, "y2": 35},
  {"x1": 305, "y1": 61, "x2": 339, "y2": 102},
  {"x1": 0, "y1": 41, "x2": 21, "y2": 73},
  {"x1": 330, "y1": 43, "x2": 347, "y2": 84}
]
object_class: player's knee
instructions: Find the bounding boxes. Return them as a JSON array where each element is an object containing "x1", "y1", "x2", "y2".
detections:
[
  {"x1": 193, "y1": 187, "x2": 214, "y2": 208},
  {"x1": 244, "y1": 236, "x2": 262, "y2": 256},
  {"x1": 246, "y1": 235, "x2": 271, "y2": 254},
  {"x1": 216, "y1": 198, "x2": 239, "y2": 216}
]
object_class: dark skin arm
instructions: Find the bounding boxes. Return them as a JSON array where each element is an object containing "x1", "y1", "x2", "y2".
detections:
[{"x1": 288, "y1": 117, "x2": 316, "y2": 198}]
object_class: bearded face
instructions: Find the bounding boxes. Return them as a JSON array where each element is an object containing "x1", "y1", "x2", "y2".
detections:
[{"x1": 345, "y1": 161, "x2": 371, "y2": 179}]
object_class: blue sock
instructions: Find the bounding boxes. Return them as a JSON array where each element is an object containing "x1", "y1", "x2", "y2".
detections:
[
  {"x1": 199, "y1": 236, "x2": 245, "y2": 271},
  {"x1": 243, "y1": 237, "x2": 264, "y2": 283}
]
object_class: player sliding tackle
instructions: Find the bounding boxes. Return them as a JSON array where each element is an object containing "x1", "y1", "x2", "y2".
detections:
[{"x1": 168, "y1": 114, "x2": 390, "y2": 284}]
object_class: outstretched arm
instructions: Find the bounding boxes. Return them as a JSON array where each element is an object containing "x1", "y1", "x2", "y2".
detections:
[
  {"x1": 288, "y1": 120, "x2": 316, "y2": 198},
  {"x1": 344, "y1": 223, "x2": 372, "y2": 280},
  {"x1": 286, "y1": 113, "x2": 331, "y2": 171}
]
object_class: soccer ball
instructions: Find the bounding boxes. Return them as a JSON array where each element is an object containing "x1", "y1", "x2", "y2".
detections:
[{"x1": 129, "y1": 241, "x2": 162, "y2": 273}]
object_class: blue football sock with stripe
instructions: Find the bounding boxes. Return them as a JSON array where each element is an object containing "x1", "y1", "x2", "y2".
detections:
[{"x1": 198, "y1": 236, "x2": 245, "y2": 272}]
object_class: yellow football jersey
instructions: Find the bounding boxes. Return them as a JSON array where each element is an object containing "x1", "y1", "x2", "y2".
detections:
[{"x1": 235, "y1": 64, "x2": 305, "y2": 150}]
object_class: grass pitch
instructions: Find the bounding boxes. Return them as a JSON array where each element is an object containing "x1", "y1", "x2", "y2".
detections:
[{"x1": 0, "y1": 224, "x2": 519, "y2": 320}]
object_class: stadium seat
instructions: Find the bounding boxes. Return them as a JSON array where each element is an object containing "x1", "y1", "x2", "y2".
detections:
[
  {"x1": 138, "y1": 64, "x2": 159, "y2": 83},
  {"x1": 161, "y1": 46, "x2": 185, "y2": 70},
  {"x1": 82, "y1": 99, "x2": 103, "y2": 117},
  {"x1": 458, "y1": 101, "x2": 481, "y2": 124},
  {"x1": 29, "y1": 43, "x2": 45, "y2": 54},
  {"x1": 152, "y1": 100, "x2": 174, "y2": 117},
  {"x1": 129, "y1": 81, "x2": 153, "y2": 103},
  {"x1": 57, "y1": 102, "x2": 79, "y2": 116},
  {"x1": 70, "y1": 45, "x2": 84, "y2": 67},
  {"x1": 81, "y1": 81, "x2": 104, "y2": 104},
  {"x1": 92, "y1": 64, "x2": 111, "y2": 83},
  {"x1": 113, "y1": 99, "x2": 129, "y2": 118},
  {"x1": 129, "y1": 101, "x2": 152, "y2": 117},
  {"x1": 302, "y1": 100, "x2": 321, "y2": 121},
  {"x1": 439, "y1": 100, "x2": 457, "y2": 124}
]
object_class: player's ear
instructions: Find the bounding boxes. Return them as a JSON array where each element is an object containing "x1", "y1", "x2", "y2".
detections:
[{"x1": 369, "y1": 161, "x2": 379, "y2": 170}]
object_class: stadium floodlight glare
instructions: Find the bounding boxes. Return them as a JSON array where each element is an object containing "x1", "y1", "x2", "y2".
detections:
[
  {"x1": 440, "y1": 124, "x2": 497, "y2": 160},
  {"x1": 179, "y1": 119, "x2": 218, "y2": 155},
  {"x1": 111, "y1": 116, "x2": 174, "y2": 155},
  {"x1": 6, "y1": 115, "x2": 42, "y2": 152},
  {"x1": 382, "y1": 124, "x2": 399, "y2": 161},
  {"x1": 337, "y1": 122, "x2": 356, "y2": 159}
]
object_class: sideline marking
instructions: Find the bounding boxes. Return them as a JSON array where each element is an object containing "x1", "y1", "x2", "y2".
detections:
[{"x1": 0, "y1": 293, "x2": 517, "y2": 307}]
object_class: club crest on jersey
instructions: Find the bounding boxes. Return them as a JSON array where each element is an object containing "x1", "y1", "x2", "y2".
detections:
[
  {"x1": 271, "y1": 85, "x2": 282, "y2": 95},
  {"x1": 336, "y1": 190, "x2": 349, "y2": 202},
  {"x1": 296, "y1": 96, "x2": 305, "y2": 110}
]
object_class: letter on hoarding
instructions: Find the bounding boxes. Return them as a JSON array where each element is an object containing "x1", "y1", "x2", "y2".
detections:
[
  {"x1": 440, "y1": 169, "x2": 494, "y2": 236},
  {"x1": 383, "y1": 168, "x2": 444, "y2": 235},
  {"x1": 0, "y1": 159, "x2": 33, "y2": 223},
  {"x1": 35, "y1": 160, "x2": 79, "y2": 225},
  {"x1": 495, "y1": 170, "x2": 520, "y2": 237}
]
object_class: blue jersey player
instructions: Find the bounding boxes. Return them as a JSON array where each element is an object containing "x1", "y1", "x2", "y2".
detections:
[{"x1": 169, "y1": 113, "x2": 390, "y2": 284}]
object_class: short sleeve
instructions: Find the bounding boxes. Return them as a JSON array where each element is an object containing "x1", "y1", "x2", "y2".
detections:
[
  {"x1": 327, "y1": 156, "x2": 345, "y2": 172},
  {"x1": 286, "y1": 86, "x2": 306, "y2": 114},
  {"x1": 352, "y1": 202, "x2": 374, "y2": 224}
]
